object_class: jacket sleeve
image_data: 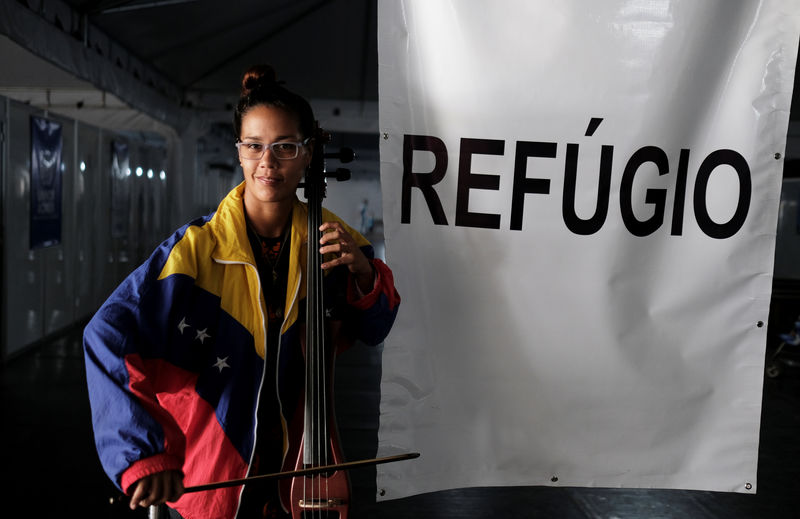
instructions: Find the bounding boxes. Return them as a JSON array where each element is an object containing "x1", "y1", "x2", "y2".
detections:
[
  {"x1": 83, "y1": 259, "x2": 185, "y2": 493},
  {"x1": 346, "y1": 257, "x2": 401, "y2": 346},
  {"x1": 320, "y1": 207, "x2": 401, "y2": 346}
]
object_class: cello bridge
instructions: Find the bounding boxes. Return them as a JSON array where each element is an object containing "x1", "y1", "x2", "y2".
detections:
[{"x1": 298, "y1": 498, "x2": 347, "y2": 509}]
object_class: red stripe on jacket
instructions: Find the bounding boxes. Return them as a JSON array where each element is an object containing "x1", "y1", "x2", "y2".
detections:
[{"x1": 123, "y1": 355, "x2": 249, "y2": 519}]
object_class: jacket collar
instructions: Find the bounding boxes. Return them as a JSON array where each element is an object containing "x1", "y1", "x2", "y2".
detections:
[
  {"x1": 209, "y1": 183, "x2": 308, "y2": 323},
  {"x1": 210, "y1": 182, "x2": 308, "y2": 263}
]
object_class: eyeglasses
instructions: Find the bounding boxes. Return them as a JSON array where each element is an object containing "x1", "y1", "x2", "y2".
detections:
[{"x1": 235, "y1": 138, "x2": 310, "y2": 160}]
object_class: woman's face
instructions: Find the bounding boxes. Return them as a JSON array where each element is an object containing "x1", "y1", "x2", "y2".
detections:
[{"x1": 239, "y1": 104, "x2": 310, "y2": 208}]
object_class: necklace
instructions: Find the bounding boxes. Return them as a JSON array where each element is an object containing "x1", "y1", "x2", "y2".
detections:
[{"x1": 248, "y1": 220, "x2": 290, "y2": 284}]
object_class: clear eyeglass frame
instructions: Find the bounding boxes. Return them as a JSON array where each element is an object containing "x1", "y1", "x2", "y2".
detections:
[{"x1": 235, "y1": 138, "x2": 310, "y2": 160}]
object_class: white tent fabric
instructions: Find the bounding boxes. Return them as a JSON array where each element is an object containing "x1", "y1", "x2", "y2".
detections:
[{"x1": 0, "y1": 0, "x2": 187, "y2": 132}]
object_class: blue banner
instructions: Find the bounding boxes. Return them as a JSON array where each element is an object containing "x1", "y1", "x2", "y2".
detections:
[
  {"x1": 30, "y1": 116, "x2": 63, "y2": 249},
  {"x1": 110, "y1": 140, "x2": 130, "y2": 239}
]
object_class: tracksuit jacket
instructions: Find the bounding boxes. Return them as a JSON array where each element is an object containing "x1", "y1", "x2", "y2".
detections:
[{"x1": 83, "y1": 182, "x2": 400, "y2": 518}]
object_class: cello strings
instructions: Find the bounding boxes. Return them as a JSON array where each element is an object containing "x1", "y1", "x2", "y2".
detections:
[
  {"x1": 314, "y1": 181, "x2": 326, "y2": 517},
  {"x1": 305, "y1": 175, "x2": 317, "y2": 517},
  {"x1": 319, "y1": 183, "x2": 328, "y2": 513},
  {"x1": 314, "y1": 182, "x2": 320, "y2": 517},
  {"x1": 315, "y1": 193, "x2": 323, "y2": 517},
  {"x1": 301, "y1": 132, "x2": 347, "y2": 518}
]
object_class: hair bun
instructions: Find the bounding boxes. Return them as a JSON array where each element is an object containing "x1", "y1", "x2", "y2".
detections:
[
  {"x1": 241, "y1": 64, "x2": 279, "y2": 97},
  {"x1": 233, "y1": 63, "x2": 314, "y2": 140}
]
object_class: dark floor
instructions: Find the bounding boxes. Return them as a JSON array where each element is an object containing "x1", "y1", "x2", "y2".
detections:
[{"x1": 1, "y1": 325, "x2": 799, "y2": 518}]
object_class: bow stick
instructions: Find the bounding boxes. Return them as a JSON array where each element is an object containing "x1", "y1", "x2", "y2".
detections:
[
  {"x1": 185, "y1": 452, "x2": 419, "y2": 493},
  {"x1": 111, "y1": 452, "x2": 419, "y2": 505}
]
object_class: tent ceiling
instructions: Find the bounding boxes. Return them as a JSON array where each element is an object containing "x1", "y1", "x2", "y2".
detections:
[
  {"x1": 1, "y1": 0, "x2": 797, "y2": 132},
  {"x1": 0, "y1": 33, "x2": 180, "y2": 135},
  {"x1": 59, "y1": 0, "x2": 377, "y2": 111},
  {"x1": 60, "y1": 0, "x2": 800, "y2": 120}
]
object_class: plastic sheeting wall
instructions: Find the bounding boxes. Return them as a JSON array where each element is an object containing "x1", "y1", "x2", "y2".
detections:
[{"x1": 1, "y1": 95, "x2": 168, "y2": 360}]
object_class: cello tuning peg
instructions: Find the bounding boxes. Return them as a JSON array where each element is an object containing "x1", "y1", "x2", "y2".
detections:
[
  {"x1": 325, "y1": 168, "x2": 350, "y2": 182},
  {"x1": 324, "y1": 147, "x2": 356, "y2": 163},
  {"x1": 339, "y1": 147, "x2": 355, "y2": 163}
]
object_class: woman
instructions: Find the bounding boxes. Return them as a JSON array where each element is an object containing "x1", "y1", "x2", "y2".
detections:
[{"x1": 84, "y1": 65, "x2": 400, "y2": 518}]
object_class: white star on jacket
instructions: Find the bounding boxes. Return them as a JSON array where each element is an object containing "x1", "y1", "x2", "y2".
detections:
[
  {"x1": 213, "y1": 356, "x2": 230, "y2": 372},
  {"x1": 195, "y1": 328, "x2": 211, "y2": 343},
  {"x1": 177, "y1": 317, "x2": 190, "y2": 334}
]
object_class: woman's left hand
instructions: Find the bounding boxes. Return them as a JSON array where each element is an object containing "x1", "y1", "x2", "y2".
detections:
[{"x1": 319, "y1": 221, "x2": 374, "y2": 293}]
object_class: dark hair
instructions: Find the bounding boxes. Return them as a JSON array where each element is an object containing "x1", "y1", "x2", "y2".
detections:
[{"x1": 233, "y1": 64, "x2": 315, "y2": 140}]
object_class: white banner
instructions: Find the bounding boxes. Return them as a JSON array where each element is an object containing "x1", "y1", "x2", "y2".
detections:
[{"x1": 376, "y1": 0, "x2": 800, "y2": 499}]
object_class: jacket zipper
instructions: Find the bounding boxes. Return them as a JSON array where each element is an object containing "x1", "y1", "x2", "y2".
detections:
[
  {"x1": 277, "y1": 269, "x2": 302, "y2": 469},
  {"x1": 213, "y1": 258, "x2": 266, "y2": 516}
]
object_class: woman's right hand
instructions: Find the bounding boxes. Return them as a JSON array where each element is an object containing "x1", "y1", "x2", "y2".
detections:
[{"x1": 129, "y1": 470, "x2": 185, "y2": 510}]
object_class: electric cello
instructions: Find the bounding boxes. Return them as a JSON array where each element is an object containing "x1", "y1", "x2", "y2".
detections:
[{"x1": 278, "y1": 124, "x2": 353, "y2": 518}]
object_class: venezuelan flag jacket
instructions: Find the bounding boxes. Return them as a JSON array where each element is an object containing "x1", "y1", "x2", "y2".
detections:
[{"x1": 83, "y1": 183, "x2": 400, "y2": 519}]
